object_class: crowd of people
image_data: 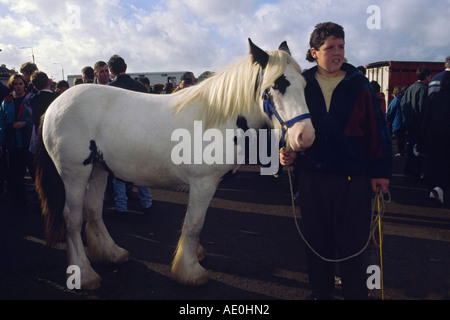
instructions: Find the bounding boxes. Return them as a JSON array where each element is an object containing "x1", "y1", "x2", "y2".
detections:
[
  {"x1": 0, "y1": 26, "x2": 449, "y2": 299},
  {"x1": 71, "y1": 61, "x2": 196, "y2": 95}
]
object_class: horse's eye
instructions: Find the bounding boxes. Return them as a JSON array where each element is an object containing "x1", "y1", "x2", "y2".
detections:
[{"x1": 272, "y1": 83, "x2": 279, "y2": 90}]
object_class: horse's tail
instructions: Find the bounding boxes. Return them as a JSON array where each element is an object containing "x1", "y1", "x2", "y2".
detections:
[{"x1": 34, "y1": 119, "x2": 66, "y2": 247}]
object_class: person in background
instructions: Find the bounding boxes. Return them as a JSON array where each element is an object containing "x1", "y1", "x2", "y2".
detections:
[
  {"x1": 386, "y1": 86, "x2": 406, "y2": 157},
  {"x1": 0, "y1": 74, "x2": 33, "y2": 211},
  {"x1": 152, "y1": 83, "x2": 164, "y2": 94},
  {"x1": 371, "y1": 80, "x2": 386, "y2": 116},
  {"x1": 400, "y1": 66, "x2": 432, "y2": 179},
  {"x1": 139, "y1": 77, "x2": 152, "y2": 93},
  {"x1": 0, "y1": 81, "x2": 11, "y2": 198},
  {"x1": 55, "y1": 80, "x2": 70, "y2": 96},
  {"x1": 356, "y1": 65, "x2": 366, "y2": 76},
  {"x1": 172, "y1": 72, "x2": 196, "y2": 93},
  {"x1": 428, "y1": 56, "x2": 450, "y2": 98},
  {"x1": 163, "y1": 82, "x2": 174, "y2": 94},
  {"x1": 417, "y1": 72, "x2": 450, "y2": 205},
  {"x1": 280, "y1": 22, "x2": 392, "y2": 300},
  {"x1": 82, "y1": 66, "x2": 95, "y2": 83},
  {"x1": 107, "y1": 54, "x2": 153, "y2": 214},
  {"x1": 29, "y1": 71, "x2": 56, "y2": 154},
  {"x1": 94, "y1": 61, "x2": 111, "y2": 85},
  {"x1": 73, "y1": 77, "x2": 83, "y2": 86},
  {"x1": 20, "y1": 62, "x2": 39, "y2": 93}
]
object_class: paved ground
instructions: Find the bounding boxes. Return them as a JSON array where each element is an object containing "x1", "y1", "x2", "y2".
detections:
[{"x1": 0, "y1": 151, "x2": 449, "y2": 303}]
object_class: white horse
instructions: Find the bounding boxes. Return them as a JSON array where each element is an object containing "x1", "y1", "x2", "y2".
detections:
[{"x1": 35, "y1": 39, "x2": 315, "y2": 290}]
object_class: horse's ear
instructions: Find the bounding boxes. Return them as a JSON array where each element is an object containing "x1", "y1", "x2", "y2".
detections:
[
  {"x1": 279, "y1": 41, "x2": 291, "y2": 56},
  {"x1": 249, "y1": 38, "x2": 269, "y2": 69}
]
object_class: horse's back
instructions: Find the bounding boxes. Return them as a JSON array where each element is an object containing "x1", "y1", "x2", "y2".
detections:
[{"x1": 42, "y1": 84, "x2": 194, "y2": 185}]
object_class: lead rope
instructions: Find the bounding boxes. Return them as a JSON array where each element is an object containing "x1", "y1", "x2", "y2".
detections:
[{"x1": 286, "y1": 166, "x2": 390, "y2": 298}]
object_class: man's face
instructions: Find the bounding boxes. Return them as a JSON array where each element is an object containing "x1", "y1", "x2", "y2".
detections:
[
  {"x1": 95, "y1": 65, "x2": 110, "y2": 85},
  {"x1": 311, "y1": 36, "x2": 345, "y2": 77}
]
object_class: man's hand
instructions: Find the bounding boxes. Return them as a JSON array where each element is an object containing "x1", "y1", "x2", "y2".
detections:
[
  {"x1": 280, "y1": 147, "x2": 297, "y2": 166},
  {"x1": 371, "y1": 178, "x2": 390, "y2": 194}
]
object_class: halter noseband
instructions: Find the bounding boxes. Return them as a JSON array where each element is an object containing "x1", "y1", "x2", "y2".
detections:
[{"x1": 263, "y1": 89, "x2": 311, "y2": 147}]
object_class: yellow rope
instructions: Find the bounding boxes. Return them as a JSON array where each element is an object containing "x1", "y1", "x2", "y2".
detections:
[{"x1": 377, "y1": 187, "x2": 385, "y2": 300}]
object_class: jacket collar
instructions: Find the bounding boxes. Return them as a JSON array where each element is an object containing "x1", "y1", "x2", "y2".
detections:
[{"x1": 303, "y1": 63, "x2": 360, "y2": 82}]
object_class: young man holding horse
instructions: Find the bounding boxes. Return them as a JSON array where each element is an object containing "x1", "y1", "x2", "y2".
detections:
[{"x1": 280, "y1": 22, "x2": 392, "y2": 300}]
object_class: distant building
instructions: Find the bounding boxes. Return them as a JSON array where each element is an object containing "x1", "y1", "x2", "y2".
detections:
[{"x1": 0, "y1": 64, "x2": 15, "y2": 85}]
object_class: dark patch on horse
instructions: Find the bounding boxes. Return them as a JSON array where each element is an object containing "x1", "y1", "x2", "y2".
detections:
[
  {"x1": 83, "y1": 140, "x2": 112, "y2": 173},
  {"x1": 272, "y1": 75, "x2": 291, "y2": 95},
  {"x1": 83, "y1": 140, "x2": 98, "y2": 165},
  {"x1": 235, "y1": 116, "x2": 250, "y2": 146},
  {"x1": 236, "y1": 116, "x2": 249, "y2": 131}
]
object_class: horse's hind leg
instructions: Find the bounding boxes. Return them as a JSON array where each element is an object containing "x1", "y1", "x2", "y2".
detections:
[
  {"x1": 84, "y1": 165, "x2": 129, "y2": 265},
  {"x1": 63, "y1": 174, "x2": 102, "y2": 290},
  {"x1": 171, "y1": 177, "x2": 218, "y2": 285}
]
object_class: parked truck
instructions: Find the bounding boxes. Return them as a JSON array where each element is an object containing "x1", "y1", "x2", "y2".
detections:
[{"x1": 365, "y1": 61, "x2": 444, "y2": 106}]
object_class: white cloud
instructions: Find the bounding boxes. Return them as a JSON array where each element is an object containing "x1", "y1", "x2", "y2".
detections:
[{"x1": 0, "y1": 0, "x2": 448, "y2": 82}]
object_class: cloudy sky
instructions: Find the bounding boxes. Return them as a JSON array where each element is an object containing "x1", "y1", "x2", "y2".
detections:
[{"x1": 0, "y1": 0, "x2": 449, "y2": 82}]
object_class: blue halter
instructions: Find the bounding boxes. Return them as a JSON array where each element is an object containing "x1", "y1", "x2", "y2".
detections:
[{"x1": 263, "y1": 89, "x2": 311, "y2": 147}]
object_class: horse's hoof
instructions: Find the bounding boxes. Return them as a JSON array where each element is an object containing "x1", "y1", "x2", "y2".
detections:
[
  {"x1": 172, "y1": 266, "x2": 210, "y2": 286},
  {"x1": 113, "y1": 248, "x2": 129, "y2": 264},
  {"x1": 80, "y1": 273, "x2": 102, "y2": 290}
]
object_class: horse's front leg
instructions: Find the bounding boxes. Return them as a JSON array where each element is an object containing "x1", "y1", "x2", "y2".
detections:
[{"x1": 171, "y1": 177, "x2": 218, "y2": 285}]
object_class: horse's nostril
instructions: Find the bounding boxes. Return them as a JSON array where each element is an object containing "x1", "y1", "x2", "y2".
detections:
[{"x1": 297, "y1": 132, "x2": 304, "y2": 145}]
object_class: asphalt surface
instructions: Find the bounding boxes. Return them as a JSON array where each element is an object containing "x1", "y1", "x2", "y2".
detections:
[{"x1": 0, "y1": 151, "x2": 449, "y2": 304}]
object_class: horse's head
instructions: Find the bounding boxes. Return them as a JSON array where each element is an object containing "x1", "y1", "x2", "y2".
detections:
[{"x1": 249, "y1": 39, "x2": 315, "y2": 152}]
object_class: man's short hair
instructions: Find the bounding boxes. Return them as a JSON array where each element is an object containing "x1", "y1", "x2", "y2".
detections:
[
  {"x1": 94, "y1": 61, "x2": 107, "y2": 73},
  {"x1": 108, "y1": 55, "x2": 127, "y2": 74},
  {"x1": 20, "y1": 62, "x2": 38, "y2": 75},
  {"x1": 31, "y1": 71, "x2": 50, "y2": 90},
  {"x1": 417, "y1": 66, "x2": 431, "y2": 81},
  {"x1": 82, "y1": 66, "x2": 95, "y2": 79}
]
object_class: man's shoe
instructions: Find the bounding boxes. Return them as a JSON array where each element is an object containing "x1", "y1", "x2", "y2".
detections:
[
  {"x1": 429, "y1": 187, "x2": 444, "y2": 205},
  {"x1": 143, "y1": 206, "x2": 153, "y2": 215}
]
